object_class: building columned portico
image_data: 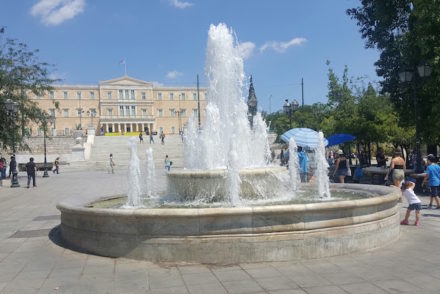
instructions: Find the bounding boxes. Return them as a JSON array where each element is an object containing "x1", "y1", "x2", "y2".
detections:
[{"x1": 28, "y1": 75, "x2": 207, "y2": 136}]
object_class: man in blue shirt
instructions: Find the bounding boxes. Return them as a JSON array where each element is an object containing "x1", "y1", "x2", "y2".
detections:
[
  {"x1": 298, "y1": 146, "x2": 308, "y2": 182},
  {"x1": 423, "y1": 154, "x2": 440, "y2": 209}
]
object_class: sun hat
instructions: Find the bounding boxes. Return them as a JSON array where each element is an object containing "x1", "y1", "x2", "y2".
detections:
[{"x1": 337, "y1": 150, "x2": 343, "y2": 155}]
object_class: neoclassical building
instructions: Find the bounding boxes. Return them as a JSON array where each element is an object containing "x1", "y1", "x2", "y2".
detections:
[{"x1": 30, "y1": 75, "x2": 207, "y2": 136}]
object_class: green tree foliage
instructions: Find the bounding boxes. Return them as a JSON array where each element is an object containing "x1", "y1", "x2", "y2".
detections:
[
  {"x1": 347, "y1": 0, "x2": 440, "y2": 144},
  {"x1": 0, "y1": 28, "x2": 55, "y2": 150},
  {"x1": 266, "y1": 63, "x2": 410, "y2": 150}
]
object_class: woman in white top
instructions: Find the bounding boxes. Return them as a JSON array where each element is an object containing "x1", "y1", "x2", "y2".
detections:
[{"x1": 400, "y1": 181, "x2": 421, "y2": 226}]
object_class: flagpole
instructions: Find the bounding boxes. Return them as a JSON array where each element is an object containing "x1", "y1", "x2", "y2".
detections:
[{"x1": 124, "y1": 61, "x2": 127, "y2": 76}]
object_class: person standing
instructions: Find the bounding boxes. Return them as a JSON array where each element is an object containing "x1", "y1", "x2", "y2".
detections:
[
  {"x1": 161, "y1": 132, "x2": 165, "y2": 145},
  {"x1": 150, "y1": 133, "x2": 154, "y2": 144},
  {"x1": 298, "y1": 147, "x2": 308, "y2": 182},
  {"x1": 388, "y1": 149, "x2": 406, "y2": 188},
  {"x1": 164, "y1": 155, "x2": 171, "y2": 172},
  {"x1": 423, "y1": 154, "x2": 440, "y2": 209},
  {"x1": 53, "y1": 157, "x2": 60, "y2": 174},
  {"x1": 376, "y1": 148, "x2": 387, "y2": 168},
  {"x1": 26, "y1": 157, "x2": 37, "y2": 188},
  {"x1": 139, "y1": 132, "x2": 144, "y2": 144},
  {"x1": 109, "y1": 154, "x2": 115, "y2": 174},
  {"x1": 0, "y1": 156, "x2": 6, "y2": 179},
  {"x1": 333, "y1": 150, "x2": 349, "y2": 183},
  {"x1": 9, "y1": 156, "x2": 16, "y2": 179}
]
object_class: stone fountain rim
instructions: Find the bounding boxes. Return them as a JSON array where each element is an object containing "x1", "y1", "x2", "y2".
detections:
[
  {"x1": 56, "y1": 184, "x2": 400, "y2": 217},
  {"x1": 168, "y1": 165, "x2": 286, "y2": 176}
]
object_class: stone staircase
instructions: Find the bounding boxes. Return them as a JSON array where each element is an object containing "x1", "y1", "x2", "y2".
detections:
[{"x1": 67, "y1": 135, "x2": 184, "y2": 171}]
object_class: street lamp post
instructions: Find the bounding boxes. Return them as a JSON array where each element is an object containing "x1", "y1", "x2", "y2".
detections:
[
  {"x1": 399, "y1": 63, "x2": 432, "y2": 173},
  {"x1": 43, "y1": 115, "x2": 55, "y2": 178},
  {"x1": 283, "y1": 99, "x2": 299, "y2": 129},
  {"x1": 5, "y1": 99, "x2": 20, "y2": 188},
  {"x1": 87, "y1": 110, "x2": 96, "y2": 127}
]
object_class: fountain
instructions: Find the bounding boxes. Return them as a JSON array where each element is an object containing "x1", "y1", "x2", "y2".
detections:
[{"x1": 57, "y1": 23, "x2": 400, "y2": 264}]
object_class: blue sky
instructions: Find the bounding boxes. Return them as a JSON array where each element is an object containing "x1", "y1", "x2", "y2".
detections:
[{"x1": 1, "y1": 0, "x2": 380, "y2": 113}]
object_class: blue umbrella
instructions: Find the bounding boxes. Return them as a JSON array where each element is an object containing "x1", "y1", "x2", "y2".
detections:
[
  {"x1": 281, "y1": 128, "x2": 328, "y2": 148},
  {"x1": 327, "y1": 133, "x2": 356, "y2": 147}
]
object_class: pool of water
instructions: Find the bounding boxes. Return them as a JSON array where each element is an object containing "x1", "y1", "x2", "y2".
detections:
[{"x1": 87, "y1": 189, "x2": 374, "y2": 209}]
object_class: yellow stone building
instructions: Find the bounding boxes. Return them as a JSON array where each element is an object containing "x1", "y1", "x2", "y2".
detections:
[{"x1": 29, "y1": 75, "x2": 207, "y2": 136}]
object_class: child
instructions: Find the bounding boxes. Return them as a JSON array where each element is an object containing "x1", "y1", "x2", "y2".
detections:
[
  {"x1": 423, "y1": 154, "x2": 440, "y2": 209},
  {"x1": 400, "y1": 180, "x2": 422, "y2": 226}
]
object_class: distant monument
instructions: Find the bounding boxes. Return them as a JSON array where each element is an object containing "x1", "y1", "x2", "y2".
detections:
[{"x1": 247, "y1": 75, "x2": 258, "y2": 128}]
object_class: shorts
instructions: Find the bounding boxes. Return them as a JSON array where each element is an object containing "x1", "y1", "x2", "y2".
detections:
[
  {"x1": 430, "y1": 186, "x2": 439, "y2": 197},
  {"x1": 392, "y1": 169, "x2": 404, "y2": 182},
  {"x1": 408, "y1": 203, "x2": 422, "y2": 211}
]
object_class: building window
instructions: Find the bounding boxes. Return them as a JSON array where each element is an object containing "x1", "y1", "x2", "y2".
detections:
[
  {"x1": 63, "y1": 91, "x2": 68, "y2": 99},
  {"x1": 89, "y1": 108, "x2": 96, "y2": 116},
  {"x1": 142, "y1": 92, "x2": 146, "y2": 100},
  {"x1": 50, "y1": 91, "x2": 54, "y2": 99},
  {"x1": 125, "y1": 106, "x2": 130, "y2": 116},
  {"x1": 158, "y1": 109, "x2": 163, "y2": 117},
  {"x1": 63, "y1": 109, "x2": 69, "y2": 117},
  {"x1": 118, "y1": 90, "x2": 123, "y2": 99},
  {"x1": 107, "y1": 108, "x2": 113, "y2": 116},
  {"x1": 142, "y1": 109, "x2": 147, "y2": 117},
  {"x1": 125, "y1": 90, "x2": 129, "y2": 99},
  {"x1": 90, "y1": 91, "x2": 95, "y2": 99},
  {"x1": 180, "y1": 109, "x2": 186, "y2": 117},
  {"x1": 107, "y1": 91, "x2": 112, "y2": 99},
  {"x1": 170, "y1": 108, "x2": 175, "y2": 117},
  {"x1": 77, "y1": 108, "x2": 83, "y2": 117},
  {"x1": 119, "y1": 106, "x2": 124, "y2": 116},
  {"x1": 180, "y1": 93, "x2": 185, "y2": 100},
  {"x1": 171, "y1": 126, "x2": 175, "y2": 134},
  {"x1": 64, "y1": 128, "x2": 70, "y2": 136},
  {"x1": 131, "y1": 90, "x2": 135, "y2": 99},
  {"x1": 193, "y1": 93, "x2": 197, "y2": 100},
  {"x1": 170, "y1": 93, "x2": 174, "y2": 101},
  {"x1": 157, "y1": 92, "x2": 162, "y2": 100},
  {"x1": 49, "y1": 108, "x2": 55, "y2": 117},
  {"x1": 77, "y1": 91, "x2": 81, "y2": 100},
  {"x1": 36, "y1": 94, "x2": 40, "y2": 100},
  {"x1": 131, "y1": 106, "x2": 136, "y2": 116}
]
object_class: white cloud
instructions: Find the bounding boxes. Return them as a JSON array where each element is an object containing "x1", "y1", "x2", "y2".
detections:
[
  {"x1": 151, "y1": 81, "x2": 164, "y2": 87},
  {"x1": 167, "y1": 70, "x2": 183, "y2": 79},
  {"x1": 169, "y1": 0, "x2": 193, "y2": 9},
  {"x1": 237, "y1": 42, "x2": 255, "y2": 60},
  {"x1": 30, "y1": 0, "x2": 85, "y2": 26},
  {"x1": 259, "y1": 37, "x2": 307, "y2": 53}
]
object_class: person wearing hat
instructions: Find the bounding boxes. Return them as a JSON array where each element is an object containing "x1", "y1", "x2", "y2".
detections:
[
  {"x1": 333, "y1": 150, "x2": 350, "y2": 183},
  {"x1": 423, "y1": 154, "x2": 440, "y2": 209}
]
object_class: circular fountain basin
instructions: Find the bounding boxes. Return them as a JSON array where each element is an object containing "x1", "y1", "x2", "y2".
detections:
[
  {"x1": 167, "y1": 166, "x2": 287, "y2": 202},
  {"x1": 57, "y1": 184, "x2": 401, "y2": 264}
]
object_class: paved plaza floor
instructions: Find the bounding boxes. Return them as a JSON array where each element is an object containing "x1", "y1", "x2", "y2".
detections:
[{"x1": 0, "y1": 169, "x2": 440, "y2": 294}]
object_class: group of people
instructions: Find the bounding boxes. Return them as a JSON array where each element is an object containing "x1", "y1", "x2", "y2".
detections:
[
  {"x1": 138, "y1": 132, "x2": 155, "y2": 144},
  {"x1": 0, "y1": 155, "x2": 60, "y2": 188},
  {"x1": 279, "y1": 146, "x2": 309, "y2": 182}
]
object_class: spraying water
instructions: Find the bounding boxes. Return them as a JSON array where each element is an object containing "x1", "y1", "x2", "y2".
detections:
[
  {"x1": 144, "y1": 147, "x2": 155, "y2": 198},
  {"x1": 315, "y1": 131, "x2": 331, "y2": 199},
  {"x1": 289, "y1": 138, "x2": 300, "y2": 192},
  {"x1": 183, "y1": 23, "x2": 270, "y2": 204},
  {"x1": 126, "y1": 137, "x2": 142, "y2": 207}
]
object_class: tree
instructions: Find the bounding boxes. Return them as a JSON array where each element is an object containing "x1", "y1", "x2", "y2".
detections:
[
  {"x1": 347, "y1": 0, "x2": 440, "y2": 144},
  {"x1": 0, "y1": 28, "x2": 55, "y2": 151}
]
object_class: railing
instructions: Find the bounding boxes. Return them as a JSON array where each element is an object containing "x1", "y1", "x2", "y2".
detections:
[{"x1": 99, "y1": 115, "x2": 155, "y2": 121}]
